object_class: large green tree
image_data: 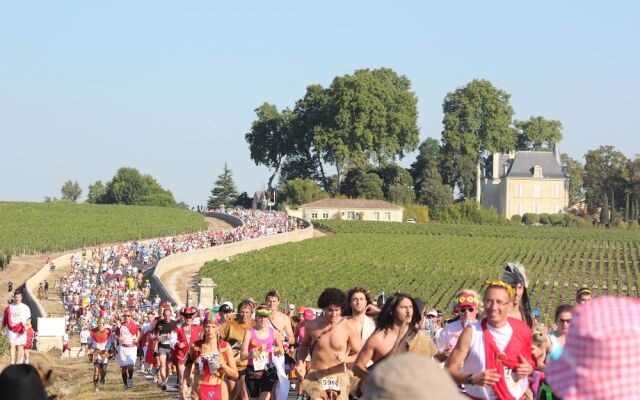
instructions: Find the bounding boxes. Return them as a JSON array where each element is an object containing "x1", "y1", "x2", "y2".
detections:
[
  {"x1": 354, "y1": 173, "x2": 385, "y2": 200},
  {"x1": 515, "y1": 116, "x2": 563, "y2": 151},
  {"x1": 208, "y1": 162, "x2": 239, "y2": 209},
  {"x1": 561, "y1": 153, "x2": 585, "y2": 206},
  {"x1": 245, "y1": 103, "x2": 294, "y2": 192},
  {"x1": 103, "y1": 167, "x2": 176, "y2": 207},
  {"x1": 410, "y1": 137, "x2": 442, "y2": 194},
  {"x1": 315, "y1": 68, "x2": 420, "y2": 188},
  {"x1": 61, "y1": 180, "x2": 82, "y2": 202},
  {"x1": 583, "y1": 145, "x2": 631, "y2": 213},
  {"x1": 249, "y1": 68, "x2": 420, "y2": 193},
  {"x1": 278, "y1": 178, "x2": 328, "y2": 207},
  {"x1": 441, "y1": 79, "x2": 517, "y2": 198},
  {"x1": 86, "y1": 180, "x2": 107, "y2": 204},
  {"x1": 418, "y1": 161, "x2": 453, "y2": 211}
]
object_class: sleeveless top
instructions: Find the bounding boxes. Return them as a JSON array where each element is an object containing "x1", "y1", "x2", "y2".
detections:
[
  {"x1": 193, "y1": 339, "x2": 229, "y2": 383},
  {"x1": 549, "y1": 332, "x2": 564, "y2": 361},
  {"x1": 247, "y1": 327, "x2": 274, "y2": 367}
]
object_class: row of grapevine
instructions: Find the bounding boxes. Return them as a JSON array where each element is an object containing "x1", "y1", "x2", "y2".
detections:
[{"x1": 202, "y1": 222, "x2": 639, "y2": 321}]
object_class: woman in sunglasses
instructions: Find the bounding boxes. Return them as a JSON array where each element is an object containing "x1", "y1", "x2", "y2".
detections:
[
  {"x1": 549, "y1": 304, "x2": 573, "y2": 361},
  {"x1": 435, "y1": 289, "x2": 481, "y2": 363}
]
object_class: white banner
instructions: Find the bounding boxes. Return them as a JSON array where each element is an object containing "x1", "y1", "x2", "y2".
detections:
[{"x1": 37, "y1": 317, "x2": 66, "y2": 336}]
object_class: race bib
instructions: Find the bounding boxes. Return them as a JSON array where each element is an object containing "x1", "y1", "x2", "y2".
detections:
[
  {"x1": 321, "y1": 377, "x2": 340, "y2": 392},
  {"x1": 504, "y1": 367, "x2": 527, "y2": 398},
  {"x1": 252, "y1": 351, "x2": 269, "y2": 371},
  {"x1": 160, "y1": 333, "x2": 171, "y2": 344},
  {"x1": 121, "y1": 327, "x2": 134, "y2": 345}
]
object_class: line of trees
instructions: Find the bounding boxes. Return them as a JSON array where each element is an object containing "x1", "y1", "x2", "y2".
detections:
[{"x1": 247, "y1": 70, "x2": 639, "y2": 224}]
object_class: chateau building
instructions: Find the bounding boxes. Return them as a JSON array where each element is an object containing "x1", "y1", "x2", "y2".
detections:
[
  {"x1": 477, "y1": 144, "x2": 569, "y2": 219},
  {"x1": 291, "y1": 199, "x2": 404, "y2": 222}
]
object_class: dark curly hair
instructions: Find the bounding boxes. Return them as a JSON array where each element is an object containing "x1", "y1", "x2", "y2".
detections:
[
  {"x1": 376, "y1": 292, "x2": 421, "y2": 332},
  {"x1": 344, "y1": 286, "x2": 373, "y2": 316},
  {"x1": 317, "y1": 288, "x2": 347, "y2": 311}
]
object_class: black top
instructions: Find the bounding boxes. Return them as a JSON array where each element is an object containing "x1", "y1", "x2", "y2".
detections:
[{"x1": 154, "y1": 318, "x2": 177, "y2": 348}]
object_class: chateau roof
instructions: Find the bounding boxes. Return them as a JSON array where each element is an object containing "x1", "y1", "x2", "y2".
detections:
[
  {"x1": 299, "y1": 199, "x2": 404, "y2": 210},
  {"x1": 507, "y1": 151, "x2": 567, "y2": 179}
]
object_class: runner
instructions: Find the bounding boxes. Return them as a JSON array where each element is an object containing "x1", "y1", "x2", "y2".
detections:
[
  {"x1": 296, "y1": 288, "x2": 362, "y2": 400},
  {"x1": 154, "y1": 307, "x2": 177, "y2": 390},
  {"x1": 344, "y1": 287, "x2": 377, "y2": 343},
  {"x1": 78, "y1": 324, "x2": 91, "y2": 358},
  {"x1": 220, "y1": 299, "x2": 255, "y2": 400},
  {"x1": 187, "y1": 310, "x2": 239, "y2": 400},
  {"x1": 2, "y1": 291, "x2": 32, "y2": 365},
  {"x1": 23, "y1": 318, "x2": 34, "y2": 364},
  {"x1": 116, "y1": 310, "x2": 140, "y2": 389},
  {"x1": 241, "y1": 305, "x2": 284, "y2": 400},
  {"x1": 548, "y1": 304, "x2": 572, "y2": 361},
  {"x1": 353, "y1": 292, "x2": 436, "y2": 397},
  {"x1": 445, "y1": 280, "x2": 535, "y2": 400},
  {"x1": 265, "y1": 290, "x2": 294, "y2": 400},
  {"x1": 574, "y1": 287, "x2": 592, "y2": 305},
  {"x1": 88, "y1": 317, "x2": 115, "y2": 392},
  {"x1": 435, "y1": 289, "x2": 481, "y2": 363},
  {"x1": 61, "y1": 328, "x2": 72, "y2": 359},
  {"x1": 174, "y1": 306, "x2": 202, "y2": 400},
  {"x1": 500, "y1": 262, "x2": 534, "y2": 328}
]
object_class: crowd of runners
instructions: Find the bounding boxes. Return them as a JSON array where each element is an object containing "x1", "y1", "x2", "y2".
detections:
[{"x1": 2, "y1": 210, "x2": 639, "y2": 399}]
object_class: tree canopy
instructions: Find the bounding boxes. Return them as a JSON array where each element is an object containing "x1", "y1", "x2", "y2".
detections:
[
  {"x1": 208, "y1": 162, "x2": 239, "y2": 209},
  {"x1": 515, "y1": 116, "x2": 563, "y2": 151},
  {"x1": 61, "y1": 180, "x2": 82, "y2": 202},
  {"x1": 583, "y1": 145, "x2": 631, "y2": 213},
  {"x1": 441, "y1": 79, "x2": 517, "y2": 198},
  {"x1": 246, "y1": 68, "x2": 420, "y2": 193}
]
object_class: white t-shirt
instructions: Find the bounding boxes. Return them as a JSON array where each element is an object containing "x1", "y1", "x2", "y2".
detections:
[
  {"x1": 462, "y1": 321, "x2": 528, "y2": 400},
  {"x1": 80, "y1": 329, "x2": 91, "y2": 344}
]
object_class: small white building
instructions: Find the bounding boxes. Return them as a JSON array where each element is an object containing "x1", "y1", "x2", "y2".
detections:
[{"x1": 295, "y1": 199, "x2": 404, "y2": 222}]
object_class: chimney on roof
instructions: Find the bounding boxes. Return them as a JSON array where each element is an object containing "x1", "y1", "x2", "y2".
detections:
[
  {"x1": 492, "y1": 152, "x2": 500, "y2": 180},
  {"x1": 553, "y1": 141, "x2": 561, "y2": 165}
]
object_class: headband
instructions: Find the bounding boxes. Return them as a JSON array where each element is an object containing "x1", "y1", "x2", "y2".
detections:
[
  {"x1": 485, "y1": 280, "x2": 516, "y2": 300},
  {"x1": 456, "y1": 295, "x2": 479, "y2": 305}
]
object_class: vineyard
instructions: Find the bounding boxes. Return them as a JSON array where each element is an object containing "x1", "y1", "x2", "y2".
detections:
[
  {"x1": 201, "y1": 220, "x2": 640, "y2": 320},
  {"x1": 0, "y1": 202, "x2": 207, "y2": 255}
]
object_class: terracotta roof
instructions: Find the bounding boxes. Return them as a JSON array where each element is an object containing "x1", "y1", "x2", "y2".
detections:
[{"x1": 299, "y1": 199, "x2": 403, "y2": 210}]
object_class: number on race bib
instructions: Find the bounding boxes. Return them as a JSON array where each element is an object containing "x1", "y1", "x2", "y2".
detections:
[
  {"x1": 252, "y1": 352, "x2": 269, "y2": 371},
  {"x1": 321, "y1": 377, "x2": 340, "y2": 392}
]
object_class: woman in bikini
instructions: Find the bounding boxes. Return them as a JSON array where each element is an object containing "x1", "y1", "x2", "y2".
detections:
[
  {"x1": 88, "y1": 317, "x2": 114, "y2": 392},
  {"x1": 187, "y1": 310, "x2": 239, "y2": 400}
]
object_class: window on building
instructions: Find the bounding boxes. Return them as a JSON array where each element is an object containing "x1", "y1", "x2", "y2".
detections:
[
  {"x1": 554, "y1": 184, "x2": 560, "y2": 198},
  {"x1": 533, "y1": 165, "x2": 543, "y2": 178},
  {"x1": 536, "y1": 204, "x2": 542, "y2": 213},
  {"x1": 311, "y1": 212, "x2": 318, "y2": 219},
  {"x1": 347, "y1": 211, "x2": 355, "y2": 220},
  {"x1": 516, "y1": 184, "x2": 524, "y2": 197},
  {"x1": 518, "y1": 204, "x2": 524, "y2": 216},
  {"x1": 373, "y1": 212, "x2": 380, "y2": 221},
  {"x1": 322, "y1": 213, "x2": 329, "y2": 219},
  {"x1": 384, "y1": 212, "x2": 391, "y2": 221},
  {"x1": 533, "y1": 184, "x2": 541, "y2": 198}
]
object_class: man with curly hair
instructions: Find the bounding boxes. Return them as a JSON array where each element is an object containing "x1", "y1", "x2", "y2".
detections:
[{"x1": 296, "y1": 288, "x2": 362, "y2": 400}]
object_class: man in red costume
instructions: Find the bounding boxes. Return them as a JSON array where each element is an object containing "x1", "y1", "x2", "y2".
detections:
[
  {"x1": 174, "y1": 306, "x2": 202, "y2": 400},
  {"x1": 446, "y1": 280, "x2": 535, "y2": 400},
  {"x1": 116, "y1": 310, "x2": 140, "y2": 389},
  {"x1": 2, "y1": 291, "x2": 31, "y2": 365}
]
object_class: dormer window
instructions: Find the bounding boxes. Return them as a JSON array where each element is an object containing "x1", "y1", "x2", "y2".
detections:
[{"x1": 532, "y1": 165, "x2": 543, "y2": 178}]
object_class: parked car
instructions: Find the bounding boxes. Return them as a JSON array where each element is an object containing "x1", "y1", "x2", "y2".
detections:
[{"x1": 406, "y1": 218, "x2": 416, "y2": 223}]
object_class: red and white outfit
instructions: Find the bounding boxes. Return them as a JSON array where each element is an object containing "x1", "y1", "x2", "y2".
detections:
[
  {"x1": 90, "y1": 328, "x2": 114, "y2": 365},
  {"x1": 116, "y1": 321, "x2": 140, "y2": 367},
  {"x1": 461, "y1": 318, "x2": 534, "y2": 400},
  {"x1": 173, "y1": 323, "x2": 202, "y2": 365},
  {"x1": 2, "y1": 303, "x2": 31, "y2": 346}
]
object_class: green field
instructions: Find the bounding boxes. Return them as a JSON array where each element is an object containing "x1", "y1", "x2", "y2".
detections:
[
  {"x1": 201, "y1": 220, "x2": 640, "y2": 320},
  {"x1": 0, "y1": 202, "x2": 207, "y2": 255}
]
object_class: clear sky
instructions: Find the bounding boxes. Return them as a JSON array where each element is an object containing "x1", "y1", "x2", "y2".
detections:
[{"x1": 1, "y1": 1, "x2": 638, "y2": 207}]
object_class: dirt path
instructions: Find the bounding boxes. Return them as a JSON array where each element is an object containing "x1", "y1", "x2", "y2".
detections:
[
  {"x1": 0, "y1": 253, "x2": 60, "y2": 303},
  {"x1": 205, "y1": 216, "x2": 233, "y2": 231}
]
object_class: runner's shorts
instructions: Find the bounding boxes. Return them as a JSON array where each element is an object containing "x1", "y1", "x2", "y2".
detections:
[
  {"x1": 117, "y1": 346, "x2": 137, "y2": 367},
  {"x1": 6, "y1": 330, "x2": 27, "y2": 346}
]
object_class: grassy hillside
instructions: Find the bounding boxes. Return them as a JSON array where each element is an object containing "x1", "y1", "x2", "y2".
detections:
[
  {"x1": 201, "y1": 221, "x2": 640, "y2": 320},
  {"x1": 0, "y1": 202, "x2": 207, "y2": 254}
]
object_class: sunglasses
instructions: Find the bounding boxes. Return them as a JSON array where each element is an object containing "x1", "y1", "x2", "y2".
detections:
[
  {"x1": 457, "y1": 308, "x2": 476, "y2": 313},
  {"x1": 559, "y1": 318, "x2": 571, "y2": 324},
  {"x1": 124, "y1": 315, "x2": 132, "y2": 317}
]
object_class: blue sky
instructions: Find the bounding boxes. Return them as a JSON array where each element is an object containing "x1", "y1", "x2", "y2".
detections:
[{"x1": 1, "y1": 1, "x2": 638, "y2": 207}]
